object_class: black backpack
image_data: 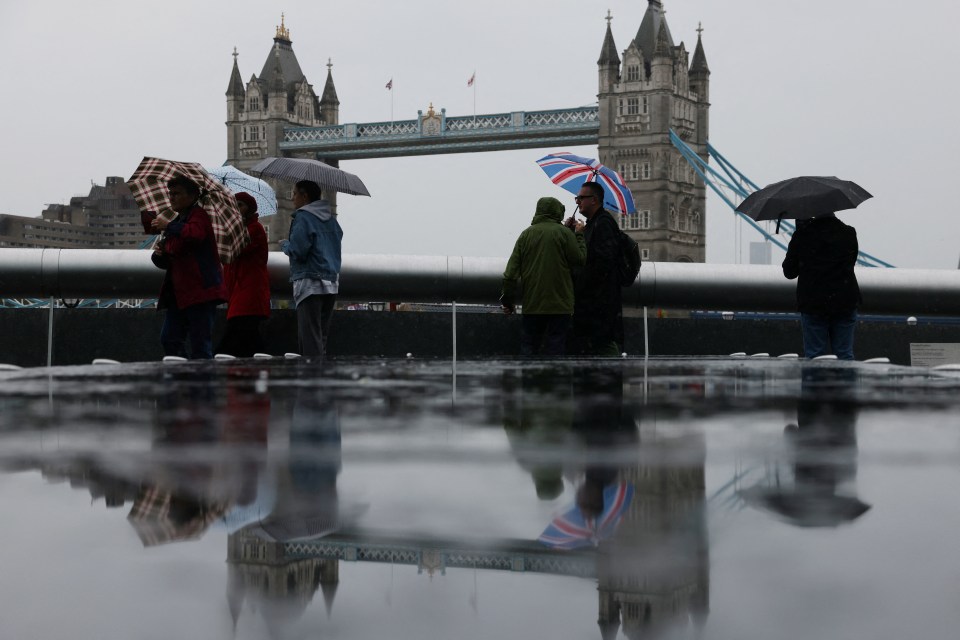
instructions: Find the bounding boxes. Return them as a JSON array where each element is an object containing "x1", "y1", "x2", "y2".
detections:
[{"x1": 618, "y1": 230, "x2": 641, "y2": 286}]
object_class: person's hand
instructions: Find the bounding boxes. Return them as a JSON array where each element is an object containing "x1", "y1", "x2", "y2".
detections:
[
  {"x1": 574, "y1": 220, "x2": 585, "y2": 233},
  {"x1": 151, "y1": 217, "x2": 168, "y2": 232},
  {"x1": 563, "y1": 216, "x2": 576, "y2": 230},
  {"x1": 501, "y1": 304, "x2": 514, "y2": 315}
]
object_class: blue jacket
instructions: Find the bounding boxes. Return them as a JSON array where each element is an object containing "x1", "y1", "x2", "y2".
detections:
[{"x1": 281, "y1": 200, "x2": 343, "y2": 282}]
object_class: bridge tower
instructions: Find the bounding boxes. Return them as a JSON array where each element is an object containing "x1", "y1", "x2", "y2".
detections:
[
  {"x1": 225, "y1": 15, "x2": 341, "y2": 245},
  {"x1": 597, "y1": 1, "x2": 710, "y2": 263}
]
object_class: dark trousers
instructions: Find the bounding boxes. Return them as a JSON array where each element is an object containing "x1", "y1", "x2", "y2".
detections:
[
  {"x1": 160, "y1": 301, "x2": 218, "y2": 360},
  {"x1": 520, "y1": 314, "x2": 571, "y2": 357},
  {"x1": 216, "y1": 316, "x2": 266, "y2": 358},
  {"x1": 297, "y1": 294, "x2": 336, "y2": 358},
  {"x1": 800, "y1": 310, "x2": 857, "y2": 360}
]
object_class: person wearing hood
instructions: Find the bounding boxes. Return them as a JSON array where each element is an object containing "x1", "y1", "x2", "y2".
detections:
[
  {"x1": 501, "y1": 196, "x2": 586, "y2": 356},
  {"x1": 280, "y1": 180, "x2": 343, "y2": 359}
]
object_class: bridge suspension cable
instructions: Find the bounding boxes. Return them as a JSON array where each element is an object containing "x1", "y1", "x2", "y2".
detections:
[{"x1": 669, "y1": 130, "x2": 894, "y2": 268}]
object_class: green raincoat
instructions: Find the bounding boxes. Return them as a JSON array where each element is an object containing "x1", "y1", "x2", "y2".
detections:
[{"x1": 501, "y1": 197, "x2": 586, "y2": 314}]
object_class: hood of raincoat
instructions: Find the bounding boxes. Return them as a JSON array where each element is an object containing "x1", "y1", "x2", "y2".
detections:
[
  {"x1": 295, "y1": 199, "x2": 334, "y2": 222},
  {"x1": 530, "y1": 197, "x2": 565, "y2": 225}
]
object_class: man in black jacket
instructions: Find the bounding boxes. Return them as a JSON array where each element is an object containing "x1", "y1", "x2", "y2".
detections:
[
  {"x1": 567, "y1": 182, "x2": 623, "y2": 356},
  {"x1": 782, "y1": 213, "x2": 860, "y2": 360}
]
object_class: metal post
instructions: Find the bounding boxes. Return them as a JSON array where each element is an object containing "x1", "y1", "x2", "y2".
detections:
[
  {"x1": 47, "y1": 297, "x2": 54, "y2": 367},
  {"x1": 643, "y1": 306, "x2": 649, "y2": 361},
  {"x1": 452, "y1": 301, "x2": 457, "y2": 403}
]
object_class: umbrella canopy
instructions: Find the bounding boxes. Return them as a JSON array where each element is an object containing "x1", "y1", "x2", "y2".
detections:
[
  {"x1": 127, "y1": 485, "x2": 230, "y2": 546},
  {"x1": 538, "y1": 482, "x2": 634, "y2": 550},
  {"x1": 206, "y1": 165, "x2": 278, "y2": 216},
  {"x1": 735, "y1": 176, "x2": 872, "y2": 223},
  {"x1": 739, "y1": 486, "x2": 871, "y2": 528},
  {"x1": 250, "y1": 157, "x2": 371, "y2": 196},
  {"x1": 127, "y1": 157, "x2": 249, "y2": 263},
  {"x1": 536, "y1": 152, "x2": 636, "y2": 214}
]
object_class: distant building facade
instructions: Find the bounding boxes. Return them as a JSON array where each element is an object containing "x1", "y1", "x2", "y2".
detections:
[
  {"x1": 0, "y1": 176, "x2": 144, "y2": 249},
  {"x1": 597, "y1": 1, "x2": 710, "y2": 262}
]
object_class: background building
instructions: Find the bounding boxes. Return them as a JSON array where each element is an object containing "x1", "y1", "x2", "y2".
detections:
[{"x1": 0, "y1": 176, "x2": 144, "y2": 249}]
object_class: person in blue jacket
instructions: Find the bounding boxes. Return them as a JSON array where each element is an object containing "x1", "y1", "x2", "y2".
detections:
[{"x1": 280, "y1": 180, "x2": 343, "y2": 359}]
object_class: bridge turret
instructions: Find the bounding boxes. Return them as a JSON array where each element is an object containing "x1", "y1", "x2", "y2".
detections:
[
  {"x1": 689, "y1": 24, "x2": 711, "y2": 145},
  {"x1": 320, "y1": 59, "x2": 340, "y2": 126},
  {"x1": 650, "y1": 21, "x2": 675, "y2": 89},
  {"x1": 226, "y1": 47, "x2": 245, "y2": 120},
  {"x1": 598, "y1": 11, "x2": 621, "y2": 94}
]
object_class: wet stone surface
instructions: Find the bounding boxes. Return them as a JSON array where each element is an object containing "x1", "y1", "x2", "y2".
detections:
[{"x1": 0, "y1": 357, "x2": 958, "y2": 639}]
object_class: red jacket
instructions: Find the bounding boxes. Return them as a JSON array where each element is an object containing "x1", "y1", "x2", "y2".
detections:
[
  {"x1": 223, "y1": 219, "x2": 271, "y2": 319},
  {"x1": 153, "y1": 206, "x2": 227, "y2": 309}
]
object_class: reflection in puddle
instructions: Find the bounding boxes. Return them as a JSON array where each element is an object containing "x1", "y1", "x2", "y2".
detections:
[{"x1": 0, "y1": 359, "x2": 958, "y2": 639}]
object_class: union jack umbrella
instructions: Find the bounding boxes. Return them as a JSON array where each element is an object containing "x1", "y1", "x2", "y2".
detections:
[
  {"x1": 536, "y1": 152, "x2": 636, "y2": 214},
  {"x1": 538, "y1": 482, "x2": 634, "y2": 550},
  {"x1": 127, "y1": 157, "x2": 250, "y2": 263}
]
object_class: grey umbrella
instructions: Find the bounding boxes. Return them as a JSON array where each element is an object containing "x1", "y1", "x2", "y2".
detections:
[
  {"x1": 735, "y1": 176, "x2": 872, "y2": 232},
  {"x1": 250, "y1": 157, "x2": 371, "y2": 197}
]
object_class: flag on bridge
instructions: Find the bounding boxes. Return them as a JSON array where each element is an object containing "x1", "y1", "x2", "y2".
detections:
[
  {"x1": 385, "y1": 78, "x2": 393, "y2": 90},
  {"x1": 467, "y1": 71, "x2": 475, "y2": 87}
]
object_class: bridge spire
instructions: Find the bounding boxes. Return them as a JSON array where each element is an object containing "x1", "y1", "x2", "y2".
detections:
[{"x1": 275, "y1": 13, "x2": 291, "y2": 42}]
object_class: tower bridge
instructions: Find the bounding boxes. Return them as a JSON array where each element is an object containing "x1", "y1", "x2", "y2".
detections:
[{"x1": 227, "y1": 1, "x2": 710, "y2": 262}]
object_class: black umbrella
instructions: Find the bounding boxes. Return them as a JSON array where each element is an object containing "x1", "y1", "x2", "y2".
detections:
[{"x1": 735, "y1": 176, "x2": 872, "y2": 232}]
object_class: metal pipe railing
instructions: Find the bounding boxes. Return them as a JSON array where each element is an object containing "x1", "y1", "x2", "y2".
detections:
[{"x1": 2, "y1": 248, "x2": 959, "y2": 315}]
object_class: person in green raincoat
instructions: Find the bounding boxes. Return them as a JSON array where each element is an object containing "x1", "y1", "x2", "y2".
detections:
[{"x1": 501, "y1": 196, "x2": 586, "y2": 356}]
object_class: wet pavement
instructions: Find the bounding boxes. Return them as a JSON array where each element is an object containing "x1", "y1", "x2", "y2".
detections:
[{"x1": 0, "y1": 357, "x2": 958, "y2": 640}]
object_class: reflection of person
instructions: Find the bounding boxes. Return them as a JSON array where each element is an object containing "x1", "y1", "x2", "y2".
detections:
[
  {"x1": 280, "y1": 180, "x2": 343, "y2": 359},
  {"x1": 782, "y1": 213, "x2": 860, "y2": 359},
  {"x1": 501, "y1": 369, "x2": 575, "y2": 500},
  {"x1": 500, "y1": 197, "x2": 586, "y2": 356},
  {"x1": 151, "y1": 175, "x2": 226, "y2": 360},
  {"x1": 568, "y1": 182, "x2": 623, "y2": 356},
  {"x1": 217, "y1": 193, "x2": 271, "y2": 357}
]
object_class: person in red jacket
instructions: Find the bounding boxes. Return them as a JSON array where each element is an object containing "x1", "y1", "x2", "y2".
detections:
[
  {"x1": 150, "y1": 175, "x2": 227, "y2": 359},
  {"x1": 216, "y1": 192, "x2": 271, "y2": 357}
]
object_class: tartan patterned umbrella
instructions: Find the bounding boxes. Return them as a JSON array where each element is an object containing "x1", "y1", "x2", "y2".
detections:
[
  {"x1": 126, "y1": 157, "x2": 250, "y2": 263},
  {"x1": 127, "y1": 485, "x2": 230, "y2": 546}
]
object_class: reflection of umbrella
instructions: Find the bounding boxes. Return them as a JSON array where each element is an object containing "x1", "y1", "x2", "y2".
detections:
[
  {"x1": 536, "y1": 152, "x2": 636, "y2": 214},
  {"x1": 250, "y1": 157, "x2": 371, "y2": 196},
  {"x1": 739, "y1": 486, "x2": 871, "y2": 528},
  {"x1": 127, "y1": 157, "x2": 249, "y2": 263},
  {"x1": 206, "y1": 165, "x2": 278, "y2": 216},
  {"x1": 538, "y1": 482, "x2": 633, "y2": 549},
  {"x1": 127, "y1": 485, "x2": 229, "y2": 546},
  {"x1": 735, "y1": 176, "x2": 872, "y2": 232}
]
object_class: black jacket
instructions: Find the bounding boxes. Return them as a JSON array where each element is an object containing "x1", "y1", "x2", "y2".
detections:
[
  {"x1": 782, "y1": 215, "x2": 860, "y2": 315},
  {"x1": 573, "y1": 210, "x2": 623, "y2": 345}
]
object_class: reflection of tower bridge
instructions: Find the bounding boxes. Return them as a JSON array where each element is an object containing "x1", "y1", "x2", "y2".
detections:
[
  {"x1": 283, "y1": 530, "x2": 596, "y2": 577},
  {"x1": 232, "y1": 528, "x2": 596, "y2": 579}
]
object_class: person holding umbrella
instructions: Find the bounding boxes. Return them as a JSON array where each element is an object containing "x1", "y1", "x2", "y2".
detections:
[
  {"x1": 782, "y1": 213, "x2": 861, "y2": 360},
  {"x1": 150, "y1": 175, "x2": 227, "y2": 360},
  {"x1": 216, "y1": 193, "x2": 270, "y2": 357},
  {"x1": 280, "y1": 180, "x2": 343, "y2": 359},
  {"x1": 567, "y1": 182, "x2": 624, "y2": 356}
]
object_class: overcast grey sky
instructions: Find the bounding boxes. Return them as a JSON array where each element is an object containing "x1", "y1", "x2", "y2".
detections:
[{"x1": 1, "y1": 0, "x2": 958, "y2": 268}]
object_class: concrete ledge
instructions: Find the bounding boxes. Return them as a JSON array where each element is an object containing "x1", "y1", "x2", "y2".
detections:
[{"x1": 0, "y1": 308, "x2": 952, "y2": 367}]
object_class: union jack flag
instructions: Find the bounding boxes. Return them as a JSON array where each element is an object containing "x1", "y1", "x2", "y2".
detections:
[
  {"x1": 385, "y1": 78, "x2": 393, "y2": 90},
  {"x1": 467, "y1": 71, "x2": 475, "y2": 87},
  {"x1": 536, "y1": 152, "x2": 636, "y2": 214},
  {"x1": 538, "y1": 482, "x2": 634, "y2": 550}
]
